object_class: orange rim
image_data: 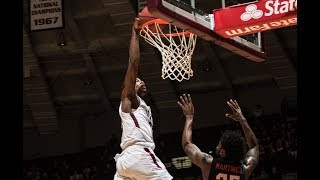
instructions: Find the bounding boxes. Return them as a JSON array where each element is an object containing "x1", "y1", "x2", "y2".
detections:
[{"x1": 141, "y1": 19, "x2": 191, "y2": 37}]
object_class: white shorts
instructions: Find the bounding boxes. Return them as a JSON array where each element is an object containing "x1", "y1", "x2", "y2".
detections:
[{"x1": 113, "y1": 145, "x2": 173, "y2": 180}]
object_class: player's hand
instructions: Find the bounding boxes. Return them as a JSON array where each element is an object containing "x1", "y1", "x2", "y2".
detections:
[
  {"x1": 225, "y1": 99, "x2": 246, "y2": 122},
  {"x1": 177, "y1": 94, "x2": 194, "y2": 117},
  {"x1": 133, "y1": 14, "x2": 141, "y2": 31}
]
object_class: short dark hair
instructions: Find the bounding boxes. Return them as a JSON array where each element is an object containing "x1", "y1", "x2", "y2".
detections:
[{"x1": 220, "y1": 130, "x2": 246, "y2": 162}]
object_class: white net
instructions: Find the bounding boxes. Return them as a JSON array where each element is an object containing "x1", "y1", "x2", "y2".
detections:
[{"x1": 140, "y1": 20, "x2": 197, "y2": 82}]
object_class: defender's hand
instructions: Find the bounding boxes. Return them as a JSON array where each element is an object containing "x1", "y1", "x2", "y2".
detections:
[
  {"x1": 177, "y1": 94, "x2": 194, "y2": 117},
  {"x1": 225, "y1": 99, "x2": 246, "y2": 122}
]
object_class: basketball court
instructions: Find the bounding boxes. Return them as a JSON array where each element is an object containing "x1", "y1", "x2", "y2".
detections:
[{"x1": 23, "y1": 0, "x2": 297, "y2": 179}]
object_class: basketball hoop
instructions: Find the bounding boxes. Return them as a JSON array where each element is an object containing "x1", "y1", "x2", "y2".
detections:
[{"x1": 139, "y1": 10, "x2": 197, "y2": 82}]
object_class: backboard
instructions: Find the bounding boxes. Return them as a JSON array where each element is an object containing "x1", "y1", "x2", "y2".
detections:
[{"x1": 145, "y1": 0, "x2": 266, "y2": 62}]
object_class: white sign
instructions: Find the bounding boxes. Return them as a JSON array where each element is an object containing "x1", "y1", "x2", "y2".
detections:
[{"x1": 30, "y1": 0, "x2": 64, "y2": 31}]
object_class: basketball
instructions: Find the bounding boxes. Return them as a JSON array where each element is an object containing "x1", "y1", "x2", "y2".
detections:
[
  {"x1": 139, "y1": 7, "x2": 157, "y2": 24},
  {"x1": 139, "y1": 7, "x2": 167, "y2": 33}
]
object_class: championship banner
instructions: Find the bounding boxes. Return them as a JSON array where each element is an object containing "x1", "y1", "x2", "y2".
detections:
[
  {"x1": 213, "y1": 0, "x2": 297, "y2": 38},
  {"x1": 30, "y1": 0, "x2": 64, "y2": 31}
]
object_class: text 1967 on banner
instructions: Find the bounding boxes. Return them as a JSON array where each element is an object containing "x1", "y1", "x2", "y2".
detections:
[{"x1": 30, "y1": 0, "x2": 63, "y2": 31}]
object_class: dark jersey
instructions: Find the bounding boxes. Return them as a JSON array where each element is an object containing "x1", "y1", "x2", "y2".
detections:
[{"x1": 208, "y1": 158, "x2": 245, "y2": 180}]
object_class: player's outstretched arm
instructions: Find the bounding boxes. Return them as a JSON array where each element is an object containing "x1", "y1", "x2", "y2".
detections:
[
  {"x1": 225, "y1": 99, "x2": 259, "y2": 178},
  {"x1": 178, "y1": 94, "x2": 213, "y2": 169},
  {"x1": 121, "y1": 18, "x2": 140, "y2": 112}
]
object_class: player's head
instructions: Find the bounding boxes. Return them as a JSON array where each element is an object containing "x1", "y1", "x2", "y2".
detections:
[
  {"x1": 216, "y1": 130, "x2": 246, "y2": 162},
  {"x1": 135, "y1": 78, "x2": 147, "y2": 97}
]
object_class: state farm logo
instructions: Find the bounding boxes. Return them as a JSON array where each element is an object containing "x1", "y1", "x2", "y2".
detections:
[
  {"x1": 241, "y1": 4, "x2": 263, "y2": 21},
  {"x1": 240, "y1": 0, "x2": 297, "y2": 22}
]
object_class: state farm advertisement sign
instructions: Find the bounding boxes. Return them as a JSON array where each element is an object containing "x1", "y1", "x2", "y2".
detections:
[{"x1": 213, "y1": 0, "x2": 297, "y2": 38}]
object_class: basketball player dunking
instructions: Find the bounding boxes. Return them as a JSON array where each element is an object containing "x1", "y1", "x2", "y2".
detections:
[
  {"x1": 113, "y1": 18, "x2": 173, "y2": 180},
  {"x1": 177, "y1": 94, "x2": 259, "y2": 180}
]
